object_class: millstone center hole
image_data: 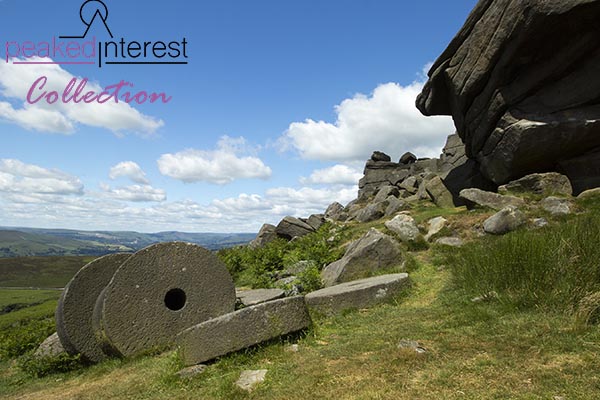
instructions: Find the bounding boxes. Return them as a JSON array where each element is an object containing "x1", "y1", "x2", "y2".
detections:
[{"x1": 164, "y1": 288, "x2": 186, "y2": 311}]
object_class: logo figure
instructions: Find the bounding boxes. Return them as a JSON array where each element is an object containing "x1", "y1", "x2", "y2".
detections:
[{"x1": 60, "y1": 0, "x2": 113, "y2": 39}]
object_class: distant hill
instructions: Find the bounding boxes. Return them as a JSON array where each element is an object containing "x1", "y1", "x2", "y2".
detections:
[{"x1": 0, "y1": 227, "x2": 256, "y2": 258}]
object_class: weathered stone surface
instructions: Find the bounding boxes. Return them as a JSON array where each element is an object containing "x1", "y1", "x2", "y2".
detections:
[
  {"x1": 56, "y1": 253, "x2": 130, "y2": 362},
  {"x1": 355, "y1": 202, "x2": 386, "y2": 223},
  {"x1": 305, "y1": 273, "x2": 410, "y2": 316},
  {"x1": 385, "y1": 214, "x2": 420, "y2": 242},
  {"x1": 373, "y1": 185, "x2": 400, "y2": 204},
  {"x1": 426, "y1": 176, "x2": 455, "y2": 208},
  {"x1": 399, "y1": 152, "x2": 417, "y2": 165},
  {"x1": 236, "y1": 288, "x2": 285, "y2": 307},
  {"x1": 410, "y1": 158, "x2": 440, "y2": 175},
  {"x1": 435, "y1": 237, "x2": 464, "y2": 247},
  {"x1": 34, "y1": 332, "x2": 65, "y2": 358},
  {"x1": 577, "y1": 187, "x2": 600, "y2": 199},
  {"x1": 321, "y1": 228, "x2": 403, "y2": 286},
  {"x1": 532, "y1": 218, "x2": 549, "y2": 228},
  {"x1": 93, "y1": 242, "x2": 236, "y2": 358},
  {"x1": 399, "y1": 176, "x2": 418, "y2": 194},
  {"x1": 371, "y1": 151, "x2": 391, "y2": 162},
  {"x1": 498, "y1": 173, "x2": 573, "y2": 197},
  {"x1": 275, "y1": 217, "x2": 315, "y2": 240},
  {"x1": 176, "y1": 364, "x2": 207, "y2": 379},
  {"x1": 177, "y1": 297, "x2": 310, "y2": 366},
  {"x1": 358, "y1": 160, "x2": 411, "y2": 201},
  {"x1": 459, "y1": 188, "x2": 525, "y2": 211},
  {"x1": 558, "y1": 151, "x2": 600, "y2": 195},
  {"x1": 249, "y1": 224, "x2": 278, "y2": 249},
  {"x1": 483, "y1": 206, "x2": 527, "y2": 235},
  {"x1": 236, "y1": 370, "x2": 268, "y2": 392},
  {"x1": 541, "y1": 197, "x2": 572, "y2": 216},
  {"x1": 325, "y1": 202, "x2": 346, "y2": 221},
  {"x1": 439, "y1": 134, "x2": 468, "y2": 173},
  {"x1": 385, "y1": 196, "x2": 408, "y2": 216},
  {"x1": 417, "y1": 0, "x2": 600, "y2": 188},
  {"x1": 424, "y1": 217, "x2": 447, "y2": 241},
  {"x1": 306, "y1": 214, "x2": 326, "y2": 231}
]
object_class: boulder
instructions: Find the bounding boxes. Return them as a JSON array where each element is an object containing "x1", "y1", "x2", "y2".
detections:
[
  {"x1": 249, "y1": 224, "x2": 278, "y2": 249},
  {"x1": 325, "y1": 202, "x2": 346, "y2": 221},
  {"x1": 435, "y1": 237, "x2": 464, "y2": 247},
  {"x1": 306, "y1": 214, "x2": 326, "y2": 231},
  {"x1": 235, "y1": 288, "x2": 285, "y2": 307},
  {"x1": 373, "y1": 185, "x2": 400, "y2": 204},
  {"x1": 425, "y1": 176, "x2": 455, "y2": 208},
  {"x1": 385, "y1": 196, "x2": 408, "y2": 216},
  {"x1": 417, "y1": 0, "x2": 600, "y2": 188},
  {"x1": 540, "y1": 197, "x2": 572, "y2": 216},
  {"x1": 236, "y1": 370, "x2": 268, "y2": 392},
  {"x1": 358, "y1": 160, "x2": 411, "y2": 201},
  {"x1": 399, "y1": 152, "x2": 417, "y2": 165},
  {"x1": 483, "y1": 206, "x2": 527, "y2": 235},
  {"x1": 385, "y1": 214, "x2": 420, "y2": 242},
  {"x1": 439, "y1": 133, "x2": 468, "y2": 173},
  {"x1": 498, "y1": 173, "x2": 573, "y2": 197},
  {"x1": 558, "y1": 151, "x2": 600, "y2": 195},
  {"x1": 354, "y1": 202, "x2": 386, "y2": 223},
  {"x1": 321, "y1": 228, "x2": 403, "y2": 286},
  {"x1": 34, "y1": 332, "x2": 65, "y2": 358},
  {"x1": 459, "y1": 188, "x2": 525, "y2": 211},
  {"x1": 275, "y1": 217, "x2": 315, "y2": 240},
  {"x1": 424, "y1": 217, "x2": 447, "y2": 241},
  {"x1": 399, "y1": 176, "x2": 418, "y2": 194},
  {"x1": 305, "y1": 273, "x2": 410, "y2": 316},
  {"x1": 577, "y1": 187, "x2": 600, "y2": 199},
  {"x1": 371, "y1": 151, "x2": 392, "y2": 162},
  {"x1": 177, "y1": 297, "x2": 310, "y2": 366}
]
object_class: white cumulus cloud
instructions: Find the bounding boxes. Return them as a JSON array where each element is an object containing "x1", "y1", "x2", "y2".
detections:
[
  {"x1": 301, "y1": 164, "x2": 363, "y2": 185},
  {"x1": 100, "y1": 183, "x2": 166, "y2": 203},
  {"x1": 0, "y1": 57, "x2": 163, "y2": 135},
  {"x1": 109, "y1": 161, "x2": 150, "y2": 184},
  {"x1": 0, "y1": 159, "x2": 83, "y2": 195},
  {"x1": 157, "y1": 136, "x2": 272, "y2": 185},
  {"x1": 280, "y1": 80, "x2": 454, "y2": 161}
]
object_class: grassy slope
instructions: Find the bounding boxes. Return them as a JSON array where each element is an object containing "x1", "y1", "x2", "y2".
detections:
[
  {"x1": 1, "y1": 262, "x2": 599, "y2": 399},
  {"x1": 0, "y1": 256, "x2": 95, "y2": 288}
]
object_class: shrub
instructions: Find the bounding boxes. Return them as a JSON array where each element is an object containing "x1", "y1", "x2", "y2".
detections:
[
  {"x1": 18, "y1": 352, "x2": 83, "y2": 377},
  {"x1": 0, "y1": 317, "x2": 55, "y2": 360}
]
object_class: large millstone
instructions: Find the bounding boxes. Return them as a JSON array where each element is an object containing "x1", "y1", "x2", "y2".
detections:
[
  {"x1": 93, "y1": 242, "x2": 236, "y2": 358},
  {"x1": 56, "y1": 253, "x2": 131, "y2": 362}
]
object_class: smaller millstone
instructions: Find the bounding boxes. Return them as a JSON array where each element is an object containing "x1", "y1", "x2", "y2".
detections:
[
  {"x1": 305, "y1": 274, "x2": 410, "y2": 316},
  {"x1": 177, "y1": 297, "x2": 310, "y2": 366},
  {"x1": 235, "y1": 288, "x2": 285, "y2": 307},
  {"x1": 236, "y1": 370, "x2": 268, "y2": 392}
]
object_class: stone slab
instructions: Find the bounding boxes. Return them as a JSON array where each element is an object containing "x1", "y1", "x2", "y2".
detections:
[
  {"x1": 177, "y1": 296, "x2": 310, "y2": 366},
  {"x1": 305, "y1": 273, "x2": 410, "y2": 316},
  {"x1": 236, "y1": 288, "x2": 285, "y2": 307}
]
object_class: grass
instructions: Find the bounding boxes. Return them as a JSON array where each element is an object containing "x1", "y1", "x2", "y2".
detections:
[
  {"x1": 0, "y1": 256, "x2": 94, "y2": 288},
  {"x1": 2, "y1": 261, "x2": 600, "y2": 399}
]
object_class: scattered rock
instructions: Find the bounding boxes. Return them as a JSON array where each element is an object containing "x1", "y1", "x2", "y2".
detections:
[
  {"x1": 532, "y1": 218, "x2": 549, "y2": 228},
  {"x1": 373, "y1": 185, "x2": 400, "y2": 204},
  {"x1": 371, "y1": 151, "x2": 391, "y2": 162},
  {"x1": 34, "y1": 332, "x2": 65, "y2": 358},
  {"x1": 358, "y1": 160, "x2": 410, "y2": 201},
  {"x1": 425, "y1": 176, "x2": 455, "y2": 208},
  {"x1": 577, "y1": 187, "x2": 600, "y2": 200},
  {"x1": 282, "y1": 260, "x2": 315, "y2": 278},
  {"x1": 385, "y1": 214, "x2": 420, "y2": 242},
  {"x1": 498, "y1": 173, "x2": 573, "y2": 197},
  {"x1": 236, "y1": 288, "x2": 285, "y2": 307},
  {"x1": 483, "y1": 207, "x2": 527, "y2": 235},
  {"x1": 306, "y1": 214, "x2": 326, "y2": 231},
  {"x1": 424, "y1": 217, "x2": 447, "y2": 241},
  {"x1": 399, "y1": 152, "x2": 417, "y2": 165},
  {"x1": 56, "y1": 253, "x2": 131, "y2": 362},
  {"x1": 435, "y1": 237, "x2": 464, "y2": 247},
  {"x1": 541, "y1": 197, "x2": 572, "y2": 216},
  {"x1": 397, "y1": 339, "x2": 426, "y2": 354},
  {"x1": 275, "y1": 216, "x2": 315, "y2": 240},
  {"x1": 385, "y1": 196, "x2": 409, "y2": 216},
  {"x1": 305, "y1": 273, "x2": 410, "y2": 316},
  {"x1": 459, "y1": 188, "x2": 525, "y2": 211},
  {"x1": 399, "y1": 176, "x2": 418, "y2": 193},
  {"x1": 177, "y1": 297, "x2": 310, "y2": 366},
  {"x1": 249, "y1": 224, "x2": 278, "y2": 249},
  {"x1": 285, "y1": 344, "x2": 299, "y2": 353},
  {"x1": 321, "y1": 228, "x2": 403, "y2": 286},
  {"x1": 176, "y1": 364, "x2": 207, "y2": 379},
  {"x1": 355, "y1": 202, "x2": 386, "y2": 223},
  {"x1": 471, "y1": 291, "x2": 499, "y2": 303},
  {"x1": 236, "y1": 370, "x2": 268, "y2": 392},
  {"x1": 93, "y1": 242, "x2": 236, "y2": 358},
  {"x1": 324, "y1": 202, "x2": 346, "y2": 221}
]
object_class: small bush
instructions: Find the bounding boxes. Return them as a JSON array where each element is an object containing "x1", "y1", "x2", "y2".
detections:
[
  {"x1": 0, "y1": 317, "x2": 55, "y2": 360},
  {"x1": 447, "y1": 210, "x2": 600, "y2": 311},
  {"x1": 18, "y1": 352, "x2": 83, "y2": 377}
]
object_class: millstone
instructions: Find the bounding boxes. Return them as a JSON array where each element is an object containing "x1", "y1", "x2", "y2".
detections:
[
  {"x1": 55, "y1": 253, "x2": 131, "y2": 362},
  {"x1": 93, "y1": 242, "x2": 236, "y2": 358}
]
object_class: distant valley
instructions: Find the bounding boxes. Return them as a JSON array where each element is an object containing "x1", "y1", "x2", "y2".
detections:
[{"x1": 0, "y1": 227, "x2": 256, "y2": 258}]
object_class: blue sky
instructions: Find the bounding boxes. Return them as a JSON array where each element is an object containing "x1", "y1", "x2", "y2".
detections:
[{"x1": 0, "y1": 0, "x2": 477, "y2": 232}]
